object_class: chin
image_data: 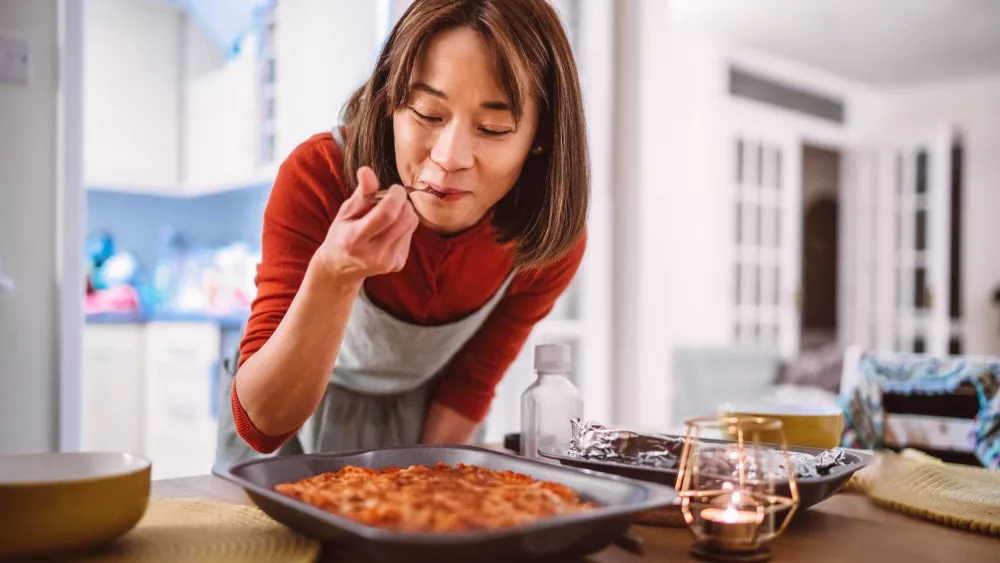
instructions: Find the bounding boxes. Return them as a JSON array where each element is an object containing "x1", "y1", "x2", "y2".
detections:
[{"x1": 413, "y1": 201, "x2": 485, "y2": 234}]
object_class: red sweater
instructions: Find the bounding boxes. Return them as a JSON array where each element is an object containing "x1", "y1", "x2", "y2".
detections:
[{"x1": 234, "y1": 133, "x2": 585, "y2": 452}]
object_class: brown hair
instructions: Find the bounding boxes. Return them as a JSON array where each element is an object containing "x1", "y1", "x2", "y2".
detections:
[{"x1": 340, "y1": 0, "x2": 588, "y2": 269}]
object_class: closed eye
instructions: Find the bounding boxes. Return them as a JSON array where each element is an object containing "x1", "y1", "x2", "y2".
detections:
[
  {"x1": 410, "y1": 107, "x2": 442, "y2": 123},
  {"x1": 479, "y1": 127, "x2": 513, "y2": 137}
]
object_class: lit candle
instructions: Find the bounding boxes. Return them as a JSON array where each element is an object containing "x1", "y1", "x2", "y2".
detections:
[{"x1": 699, "y1": 494, "x2": 763, "y2": 550}]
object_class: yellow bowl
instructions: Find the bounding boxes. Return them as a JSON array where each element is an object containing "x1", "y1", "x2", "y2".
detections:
[
  {"x1": 717, "y1": 403, "x2": 845, "y2": 449},
  {"x1": 0, "y1": 452, "x2": 151, "y2": 559}
]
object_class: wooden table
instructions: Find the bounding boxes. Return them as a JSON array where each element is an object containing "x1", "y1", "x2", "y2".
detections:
[{"x1": 153, "y1": 475, "x2": 998, "y2": 563}]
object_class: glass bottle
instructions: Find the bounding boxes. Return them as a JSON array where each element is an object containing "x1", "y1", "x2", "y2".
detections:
[{"x1": 520, "y1": 343, "x2": 583, "y2": 459}]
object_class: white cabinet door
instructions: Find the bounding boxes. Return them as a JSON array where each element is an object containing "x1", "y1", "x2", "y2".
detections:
[
  {"x1": 183, "y1": 30, "x2": 264, "y2": 194},
  {"x1": 144, "y1": 322, "x2": 221, "y2": 479},
  {"x1": 82, "y1": 325, "x2": 145, "y2": 455},
  {"x1": 273, "y1": 0, "x2": 380, "y2": 161},
  {"x1": 83, "y1": 0, "x2": 182, "y2": 192}
]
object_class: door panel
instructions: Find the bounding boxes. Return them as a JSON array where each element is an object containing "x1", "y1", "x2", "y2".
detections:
[
  {"x1": 889, "y1": 127, "x2": 953, "y2": 356},
  {"x1": 729, "y1": 112, "x2": 801, "y2": 358}
]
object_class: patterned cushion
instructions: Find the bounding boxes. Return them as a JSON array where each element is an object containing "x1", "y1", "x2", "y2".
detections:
[{"x1": 839, "y1": 350, "x2": 1000, "y2": 469}]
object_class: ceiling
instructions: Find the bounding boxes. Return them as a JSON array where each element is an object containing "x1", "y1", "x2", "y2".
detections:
[{"x1": 670, "y1": 0, "x2": 1000, "y2": 86}]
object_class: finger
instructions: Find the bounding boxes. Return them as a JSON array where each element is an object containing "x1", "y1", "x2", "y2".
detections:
[
  {"x1": 339, "y1": 167, "x2": 381, "y2": 219},
  {"x1": 378, "y1": 219, "x2": 417, "y2": 272},
  {"x1": 393, "y1": 220, "x2": 418, "y2": 271},
  {"x1": 355, "y1": 184, "x2": 408, "y2": 239},
  {"x1": 383, "y1": 209, "x2": 419, "y2": 272},
  {"x1": 371, "y1": 200, "x2": 419, "y2": 247}
]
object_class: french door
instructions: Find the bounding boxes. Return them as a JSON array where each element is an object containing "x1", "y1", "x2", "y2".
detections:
[{"x1": 729, "y1": 112, "x2": 802, "y2": 358}]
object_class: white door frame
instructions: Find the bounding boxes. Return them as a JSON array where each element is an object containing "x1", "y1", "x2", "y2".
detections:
[
  {"x1": 571, "y1": 0, "x2": 614, "y2": 424},
  {"x1": 58, "y1": 0, "x2": 85, "y2": 452},
  {"x1": 840, "y1": 147, "x2": 881, "y2": 351}
]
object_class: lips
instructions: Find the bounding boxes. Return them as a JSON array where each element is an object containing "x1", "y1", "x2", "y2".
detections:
[{"x1": 419, "y1": 183, "x2": 470, "y2": 201}]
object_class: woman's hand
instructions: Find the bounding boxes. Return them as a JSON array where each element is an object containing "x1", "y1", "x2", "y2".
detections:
[
  {"x1": 314, "y1": 166, "x2": 419, "y2": 283},
  {"x1": 421, "y1": 402, "x2": 481, "y2": 444}
]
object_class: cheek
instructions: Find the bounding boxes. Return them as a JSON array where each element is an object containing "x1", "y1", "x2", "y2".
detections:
[
  {"x1": 392, "y1": 115, "x2": 424, "y2": 176},
  {"x1": 483, "y1": 150, "x2": 530, "y2": 195}
]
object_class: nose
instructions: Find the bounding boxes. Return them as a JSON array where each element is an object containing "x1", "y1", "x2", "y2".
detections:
[{"x1": 430, "y1": 122, "x2": 474, "y2": 172}]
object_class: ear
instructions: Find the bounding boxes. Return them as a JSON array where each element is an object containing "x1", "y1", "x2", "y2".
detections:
[{"x1": 529, "y1": 107, "x2": 553, "y2": 157}]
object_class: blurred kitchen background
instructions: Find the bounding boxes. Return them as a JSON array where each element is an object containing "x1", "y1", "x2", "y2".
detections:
[{"x1": 2, "y1": 0, "x2": 999, "y2": 478}]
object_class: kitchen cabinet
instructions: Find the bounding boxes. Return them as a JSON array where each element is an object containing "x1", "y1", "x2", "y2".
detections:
[
  {"x1": 82, "y1": 321, "x2": 223, "y2": 480},
  {"x1": 81, "y1": 325, "x2": 146, "y2": 455},
  {"x1": 83, "y1": 0, "x2": 273, "y2": 197},
  {"x1": 272, "y1": 0, "x2": 381, "y2": 162},
  {"x1": 83, "y1": 0, "x2": 183, "y2": 192},
  {"x1": 183, "y1": 53, "x2": 267, "y2": 195},
  {"x1": 144, "y1": 322, "x2": 221, "y2": 480}
]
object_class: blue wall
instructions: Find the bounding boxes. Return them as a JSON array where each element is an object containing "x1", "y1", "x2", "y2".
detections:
[{"x1": 87, "y1": 185, "x2": 271, "y2": 273}]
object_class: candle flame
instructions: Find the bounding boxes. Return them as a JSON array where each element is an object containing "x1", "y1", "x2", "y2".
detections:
[{"x1": 722, "y1": 505, "x2": 740, "y2": 523}]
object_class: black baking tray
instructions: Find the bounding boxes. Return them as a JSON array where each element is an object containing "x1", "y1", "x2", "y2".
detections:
[
  {"x1": 213, "y1": 445, "x2": 677, "y2": 562},
  {"x1": 538, "y1": 441, "x2": 871, "y2": 510}
]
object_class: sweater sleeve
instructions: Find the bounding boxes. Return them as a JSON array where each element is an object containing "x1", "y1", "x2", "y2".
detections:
[
  {"x1": 232, "y1": 133, "x2": 344, "y2": 453},
  {"x1": 431, "y1": 231, "x2": 587, "y2": 421}
]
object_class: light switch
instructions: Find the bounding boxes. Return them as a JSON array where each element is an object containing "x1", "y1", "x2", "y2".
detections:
[{"x1": 0, "y1": 33, "x2": 31, "y2": 85}]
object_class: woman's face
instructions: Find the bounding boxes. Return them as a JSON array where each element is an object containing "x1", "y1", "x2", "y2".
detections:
[{"x1": 393, "y1": 26, "x2": 539, "y2": 235}]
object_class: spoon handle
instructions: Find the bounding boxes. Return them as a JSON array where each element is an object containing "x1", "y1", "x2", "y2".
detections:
[{"x1": 371, "y1": 185, "x2": 417, "y2": 202}]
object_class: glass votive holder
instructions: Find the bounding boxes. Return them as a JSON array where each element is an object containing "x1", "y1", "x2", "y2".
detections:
[{"x1": 675, "y1": 416, "x2": 800, "y2": 562}]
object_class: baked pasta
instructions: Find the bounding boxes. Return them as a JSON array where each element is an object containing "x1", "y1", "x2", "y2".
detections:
[{"x1": 274, "y1": 462, "x2": 596, "y2": 532}]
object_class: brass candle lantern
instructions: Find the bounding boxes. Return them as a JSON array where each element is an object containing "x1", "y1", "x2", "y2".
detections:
[{"x1": 675, "y1": 416, "x2": 800, "y2": 562}]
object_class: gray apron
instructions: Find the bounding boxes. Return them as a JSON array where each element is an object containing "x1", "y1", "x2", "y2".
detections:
[{"x1": 215, "y1": 127, "x2": 513, "y2": 464}]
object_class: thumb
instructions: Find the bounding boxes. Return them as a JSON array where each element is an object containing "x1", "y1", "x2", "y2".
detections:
[
  {"x1": 338, "y1": 166, "x2": 381, "y2": 220},
  {"x1": 355, "y1": 166, "x2": 380, "y2": 199}
]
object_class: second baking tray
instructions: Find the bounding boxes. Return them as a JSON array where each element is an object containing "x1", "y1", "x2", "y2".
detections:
[
  {"x1": 538, "y1": 441, "x2": 871, "y2": 510},
  {"x1": 213, "y1": 445, "x2": 677, "y2": 562}
]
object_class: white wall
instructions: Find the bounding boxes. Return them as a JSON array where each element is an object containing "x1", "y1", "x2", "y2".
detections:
[
  {"x1": 881, "y1": 76, "x2": 1000, "y2": 356},
  {"x1": 274, "y1": 0, "x2": 379, "y2": 160},
  {"x1": 0, "y1": 0, "x2": 60, "y2": 453}
]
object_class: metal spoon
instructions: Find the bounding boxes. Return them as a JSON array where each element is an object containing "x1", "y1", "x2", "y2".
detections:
[{"x1": 370, "y1": 185, "x2": 423, "y2": 203}]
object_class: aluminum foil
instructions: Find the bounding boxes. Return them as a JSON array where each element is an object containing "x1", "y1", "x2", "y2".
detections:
[{"x1": 568, "y1": 419, "x2": 850, "y2": 480}]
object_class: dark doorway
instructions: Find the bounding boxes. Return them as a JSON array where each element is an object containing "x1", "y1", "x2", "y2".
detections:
[
  {"x1": 801, "y1": 145, "x2": 841, "y2": 350},
  {"x1": 803, "y1": 197, "x2": 839, "y2": 328}
]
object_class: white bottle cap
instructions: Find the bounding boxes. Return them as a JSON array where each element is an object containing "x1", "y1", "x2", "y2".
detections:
[{"x1": 534, "y1": 343, "x2": 571, "y2": 373}]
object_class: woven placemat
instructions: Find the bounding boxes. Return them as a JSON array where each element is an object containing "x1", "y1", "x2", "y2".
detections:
[
  {"x1": 67, "y1": 497, "x2": 320, "y2": 563},
  {"x1": 868, "y1": 457, "x2": 1000, "y2": 536}
]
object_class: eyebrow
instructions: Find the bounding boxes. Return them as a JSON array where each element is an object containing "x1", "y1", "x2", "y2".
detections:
[{"x1": 411, "y1": 82, "x2": 512, "y2": 112}]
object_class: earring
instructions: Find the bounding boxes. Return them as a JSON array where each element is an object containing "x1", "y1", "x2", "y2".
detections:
[{"x1": 530, "y1": 145, "x2": 545, "y2": 155}]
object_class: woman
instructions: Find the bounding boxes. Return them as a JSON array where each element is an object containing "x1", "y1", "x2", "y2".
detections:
[{"x1": 217, "y1": 0, "x2": 588, "y2": 462}]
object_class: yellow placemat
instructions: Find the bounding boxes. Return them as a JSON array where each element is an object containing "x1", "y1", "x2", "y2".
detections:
[
  {"x1": 868, "y1": 455, "x2": 1000, "y2": 537},
  {"x1": 843, "y1": 448, "x2": 942, "y2": 494},
  {"x1": 66, "y1": 497, "x2": 321, "y2": 563}
]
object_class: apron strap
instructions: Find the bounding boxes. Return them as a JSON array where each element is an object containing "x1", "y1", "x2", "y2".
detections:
[{"x1": 331, "y1": 125, "x2": 345, "y2": 150}]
